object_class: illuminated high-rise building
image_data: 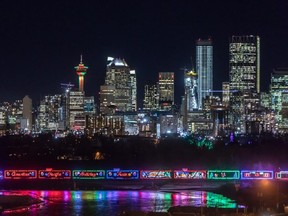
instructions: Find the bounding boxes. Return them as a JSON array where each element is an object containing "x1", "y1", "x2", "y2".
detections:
[
  {"x1": 59, "y1": 83, "x2": 74, "y2": 130},
  {"x1": 68, "y1": 90, "x2": 85, "y2": 131},
  {"x1": 158, "y1": 72, "x2": 174, "y2": 110},
  {"x1": 37, "y1": 95, "x2": 62, "y2": 131},
  {"x1": 196, "y1": 38, "x2": 213, "y2": 109},
  {"x1": 271, "y1": 68, "x2": 288, "y2": 132},
  {"x1": 84, "y1": 96, "x2": 96, "y2": 115},
  {"x1": 22, "y1": 95, "x2": 32, "y2": 131},
  {"x1": 6, "y1": 100, "x2": 23, "y2": 130},
  {"x1": 0, "y1": 104, "x2": 6, "y2": 131},
  {"x1": 183, "y1": 69, "x2": 198, "y2": 130},
  {"x1": 143, "y1": 84, "x2": 159, "y2": 111},
  {"x1": 130, "y1": 70, "x2": 137, "y2": 111},
  {"x1": 229, "y1": 35, "x2": 261, "y2": 133},
  {"x1": 99, "y1": 85, "x2": 116, "y2": 114},
  {"x1": 184, "y1": 70, "x2": 198, "y2": 111},
  {"x1": 222, "y1": 82, "x2": 230, "y2": 106},
  {"x1": 101, "y1": 57, "x2": 135, "y2": 112},
  {"x1": 229, "y1": 35, "x2": 260, "y2": 93},
  {"x1": 75, "y1": 55, "x2": 88, "y2": 92}
]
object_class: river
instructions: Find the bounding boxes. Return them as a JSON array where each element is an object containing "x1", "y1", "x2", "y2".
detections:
[{"x1": 2, "y1": 190, "x2": 238, "y2": 215}]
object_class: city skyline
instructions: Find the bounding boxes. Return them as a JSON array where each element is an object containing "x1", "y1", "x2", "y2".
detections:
[{"x1": 0, "y1": 1, "x2": 288, "y2": 106}]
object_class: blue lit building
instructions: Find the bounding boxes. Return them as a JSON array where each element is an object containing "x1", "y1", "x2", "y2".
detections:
[{"x1": 196, "y1": 39, "x2": 213, "y2": 109}]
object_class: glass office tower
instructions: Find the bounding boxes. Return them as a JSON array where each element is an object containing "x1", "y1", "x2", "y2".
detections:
[{"x1": 196, "y1": 38, "x2": 213, "y2": 109}]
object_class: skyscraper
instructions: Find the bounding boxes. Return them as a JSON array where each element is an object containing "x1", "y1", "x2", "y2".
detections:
[
  {"x1": 130, "y1": 70, "x2": 137, "y2": 111},
  {"x1": 229, "y1": 35, "x2": 260, "y2": 93},
  {"x1": 37, "y1": 94, "x2": 62, "y2": 131},
  {"x1": 59, "y1": 83, "x2": 74, "y2": 130},
  {"x1": 143, "y1": 84, "x2": 159, "y2": 111},
  {"x1": 99, "y1": 85, "x2": 116, "y2": 114},
  {"x1": 184, "y1": 70, "x2": 198, "y2": 111},
  {"x1": 22, "y1": 95, "x2": 32, "y2": 131},
  {"x1": 158, "y1": 72, "x2": 174, "y2": 110},
  {"x1": 196, "y1": 38, "x2": 213, "y2": 109},
  {"x1": 68, "y1": 90, "x2": 84, "y2": 130},
  {"x1": 182, "y1": 69, "x2": 198, "y2": 130},
  {"x1": 75, "y1": 55, "x2": 88, "y2": 92},
  {"x1": 229, "y1": 35, "x2": 261, "y2": 133},
  {"x1": 271, "y1": 68, "x2": 288, "y2": 132},
  {"x1": 222, "y1": 82, "x2": 230, "y2": 107},
  {"x1": 101, "y1": 57, "x2": 136, "y2": 112}
]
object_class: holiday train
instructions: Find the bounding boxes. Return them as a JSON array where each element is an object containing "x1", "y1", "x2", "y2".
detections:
[{"x1": 0, "y1": 168, "x2": 287, "y2": 180}]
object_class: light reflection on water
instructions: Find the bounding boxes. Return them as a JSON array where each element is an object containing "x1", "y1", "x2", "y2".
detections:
[{"x1": 3, "y1": 190, "x2": 237, "y2": 215}]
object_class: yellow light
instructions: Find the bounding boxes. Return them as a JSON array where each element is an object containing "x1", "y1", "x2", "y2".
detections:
[{"x1": 261, "y1": 179, "x2": 269, "y2": 187}]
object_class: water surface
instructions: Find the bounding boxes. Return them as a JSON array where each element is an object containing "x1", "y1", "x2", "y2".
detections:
[{"x1": 2, "y1": 190, "x2": 237, "y2": 215}]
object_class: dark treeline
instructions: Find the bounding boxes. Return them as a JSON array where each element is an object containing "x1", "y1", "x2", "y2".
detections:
[{"x1": 0, "y1": 133, "x2": 287, "y2": 169}]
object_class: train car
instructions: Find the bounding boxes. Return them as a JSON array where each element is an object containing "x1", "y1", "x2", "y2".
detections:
[
  {"x1": 72, "y1": 170, "x2": 105, "y2": 180},
  {"x1": 140, "y1": 170, "x2": 172, "y2": 179},
  {"x1": 207, "y1": 170, "x2": 240, "y2": 180},
  {"x1": 174, "y1": 169, "x2": 206, "y2": 179},
  {"x1": 38, "y1": 168, "x2": 71, "y2": 180},
  {"x1": 275, "y1": 171, "x2": 288, "y2": 180},
  {"x1": 106, "y1": 169, "x2": 139, "y2": 180},
  {"x1": 241, "y1": 170, "x2": 273, "y2": 180},
  {"x1": 4, "y1": 170, "x2": 37, "y2": 180}
]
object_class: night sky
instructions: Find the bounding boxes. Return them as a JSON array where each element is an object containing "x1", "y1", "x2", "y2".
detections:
[{"x1": 1, "y1": 0, "x2": 288, "y2": 107}]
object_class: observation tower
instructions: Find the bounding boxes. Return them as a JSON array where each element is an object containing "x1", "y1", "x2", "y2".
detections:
[{"x1": 75, "y1": 55, "x2": 88, "y2": 92}]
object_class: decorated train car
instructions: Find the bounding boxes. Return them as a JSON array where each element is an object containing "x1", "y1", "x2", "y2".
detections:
[{"x1": 0, "y1": 168, "x2": 286, "y2": 180}]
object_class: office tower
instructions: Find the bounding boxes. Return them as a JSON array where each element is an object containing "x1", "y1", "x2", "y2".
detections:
[
  {"x1": 184, "y1": 70, "x2": 198, "y2": 111},
  {"x1": 183, "y1": 70, "x2": 198, "y2": 131},
  {"x1": 260, "y1": 92, "x2": 271, "y2": 109},
  {"x1": 37, "y1": 95, "x2": 62, "y2": 131},
  {"x1": 229, "y1": 35, "x2": 260, "y2": 93},
  {"x1": 271, "y1": 68, "x2": 288, "y2": 131},
  {"x1": 196, "y1": 38, "x2": 213, "y2": 109},
  {"x1": 158, "y1": 72, "x2": 174, "y2": 110},
  {"x1": 68, "y1": 90, "x2": 84, "y2": 130},
  {"x1": 6, "y1": 100, "x2": 23, "y2": 130},
  {"x1": 84, "y1": 96, "x2": 96, "y2": 114},
  {"x1": 222, "y1": 82, "x2": 230, "y2": 106},
  {"x1": 22, "y1": 95, "x2": 32, "y2": 131},
  {"x1": 59, "y1": 83, "x2": 74, "y2": 130},
  {"x1": 0, "y1": 104, "x2": 6, "y2": 130},
  {"x1": 102, "y1": 57, "x2": 134, "y2": 112},
  {"x1": 143, "y1": 84, "x2": 159, "y2": 111},
  {"x1": 229, "y1": 35, "x2": 260, "y2": 133},
  {"x1": 99, "y1": 85, "x2": 116, "y2": 114},
  {"x1": 130, "y1": 70, "x2": 137, "y2": 111},
  {"x1": 260, "y1": 92, "x2": 275, "y2": 132},
  {"x1": 75, "y1": 55, "x2": 88, "y2": 92},
  {"x1": 84, "y1": 96, "x2": 96, "y2": 135}
]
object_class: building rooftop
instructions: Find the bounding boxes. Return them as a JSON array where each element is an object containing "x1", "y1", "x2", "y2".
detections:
[{"x1": 107, "y1": 57, "x2": 128, "y2": 67}]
